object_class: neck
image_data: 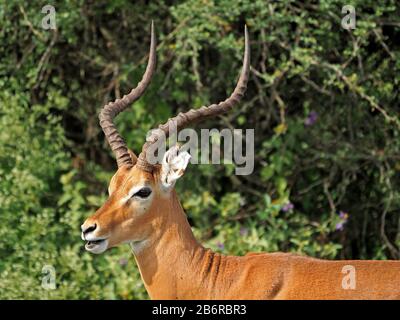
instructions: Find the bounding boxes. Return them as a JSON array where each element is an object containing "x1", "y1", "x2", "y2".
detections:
[{"x1": 130, "y1": 191, "x2": 210, "y2": 299}]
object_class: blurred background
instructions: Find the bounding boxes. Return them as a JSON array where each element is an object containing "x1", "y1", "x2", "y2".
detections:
[{"x1": 0, "y1": 0, "x2": 399, "y2": 299}]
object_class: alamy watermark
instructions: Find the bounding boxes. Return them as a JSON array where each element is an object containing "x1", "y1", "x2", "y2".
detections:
[
  {"x1": 41, "y1": 264, "x2": 56, "y2": 290},
  {"x1": 144, "y1": 122, "x2": 255, "y2": 176},
  {"x1": 41, "y1": 5, "x2": 56, "y2": 30},
  {"x1": 341, "y1": 265, "x2": 356, "y2": 290},
  {"x1": 341, "y1": 5, "x2": 356, "y2": 30}
]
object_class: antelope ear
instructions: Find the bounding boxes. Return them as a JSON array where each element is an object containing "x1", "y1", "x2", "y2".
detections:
[
  {"x1": 160, "y1": 145, "x2": 191, "y2": 189},
  {"x1": 128, "y1": 149, "x2": 137, "y2": 165}
]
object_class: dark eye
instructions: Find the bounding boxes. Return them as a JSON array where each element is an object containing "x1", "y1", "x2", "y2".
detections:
[{"x1": 133, "y1": 187, "x2": 152, "y2": 198}]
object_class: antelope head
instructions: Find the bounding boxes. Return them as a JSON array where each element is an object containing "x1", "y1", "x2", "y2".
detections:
[{"x1": 81, "y1": 22, "x2": 250, "y2": 254}]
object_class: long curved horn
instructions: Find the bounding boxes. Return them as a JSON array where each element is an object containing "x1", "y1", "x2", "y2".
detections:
[
  {"x1": 136, "y1": 25, "x2": 250, "y2": 172},
  {"x1": 99, "y1": 21, "x2": 156, "y2": 168}
]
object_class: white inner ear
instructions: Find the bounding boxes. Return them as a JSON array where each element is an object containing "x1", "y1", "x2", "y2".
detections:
[{"x1": 161, "y1": 145, "x2": 191, "y2": 189}]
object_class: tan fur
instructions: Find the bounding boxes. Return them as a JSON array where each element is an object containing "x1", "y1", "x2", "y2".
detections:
[{"x1": 82, "y1": 165, "x2": 400, "y2": 300}]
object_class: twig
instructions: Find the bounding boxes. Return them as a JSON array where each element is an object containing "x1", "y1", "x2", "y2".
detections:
[
  {"x1": 33, "y1": 29, "x2": 58, "y2": 91},
  {"x1": 372, "y1": 28, "x2": 395, "y2": 61},
  {"x1": 19, "y1": 5, "x2": 45, "y2": 41},
  {"x1": 380, "y1": 164, "x2": 400, "y2": 259},
  {"x1": 318, "y1": 60, "x2": 400, "y2": 129},
  {"x1": 323, "y1": 180, "x2": 336, "y2": 219},
  {"x1": 300, "y1": 75, "x2": 333, "y2": 96}
]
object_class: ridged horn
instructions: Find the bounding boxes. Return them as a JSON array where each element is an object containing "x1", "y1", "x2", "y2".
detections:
[
  {"x1": 99, "y1": 21, "x2": 156, "y2": 168},
  {"x1": 136, "y1": 25, "x2": 250, "y2": 172}
]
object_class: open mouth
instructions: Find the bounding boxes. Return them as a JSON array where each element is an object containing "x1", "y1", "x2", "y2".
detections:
[
  {"x1": 86, "y1": 239, "x2": 105, "y2": 249},
  {"x1": 84, "y1": 238, "x2": 108, "y2": 254}
]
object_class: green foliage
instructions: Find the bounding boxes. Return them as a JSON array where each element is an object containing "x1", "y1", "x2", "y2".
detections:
[{"x1": 0, "y1": 0, "x2": 399, "y2": 299}]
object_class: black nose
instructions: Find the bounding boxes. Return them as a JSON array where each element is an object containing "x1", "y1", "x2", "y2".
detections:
[{"x1": 82, "y1": 223, "x2": 97, "y2": 235}]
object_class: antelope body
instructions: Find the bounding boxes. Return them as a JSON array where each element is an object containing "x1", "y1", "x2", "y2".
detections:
[{"x1": 81, "y1": 23, "x2": 400, "y2": 300}]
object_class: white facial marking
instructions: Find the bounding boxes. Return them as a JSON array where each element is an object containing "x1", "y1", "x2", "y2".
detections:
[
  {"x1": 120, "y1": 184, "x2": 151, "y2": 204},
  {"x1": 85, "y1": 239, "x2": 108, "y2": 254}
]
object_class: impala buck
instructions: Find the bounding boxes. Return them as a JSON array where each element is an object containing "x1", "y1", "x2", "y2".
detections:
[{"x1": 81, "y1": 23, "x2": 400, "y2": 300}]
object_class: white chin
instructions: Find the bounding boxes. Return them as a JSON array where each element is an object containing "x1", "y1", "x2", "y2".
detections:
[{"x1": 85, "y1": 239, "x2": 108, "y2": 254}]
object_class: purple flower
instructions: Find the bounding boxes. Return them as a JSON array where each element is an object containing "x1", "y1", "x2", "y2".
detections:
[
  {"x1": 119, "y1": 258, "x2": 128, "y2": 266},
  {"x1": 339, "y1": 211, "x2": 349, "y2": 220},
  {"x1": 304, "y1": 111, "x2": 318, "y2": 126},
  {"x1": 282, "y1": 202, "x2": 294, "y2": 212},
  {"x1": 335, "y1": 221, "x2": 345, "y2": 231},
  {"x1": 217, "y1": 242, "x2": 225, "y2": 250},
  {"x1": 335, "y1": 211, "x2": 349, "y2": 231},
  {"x1": 240, "y1": 227, "x2": 248, "y2": 236}
]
